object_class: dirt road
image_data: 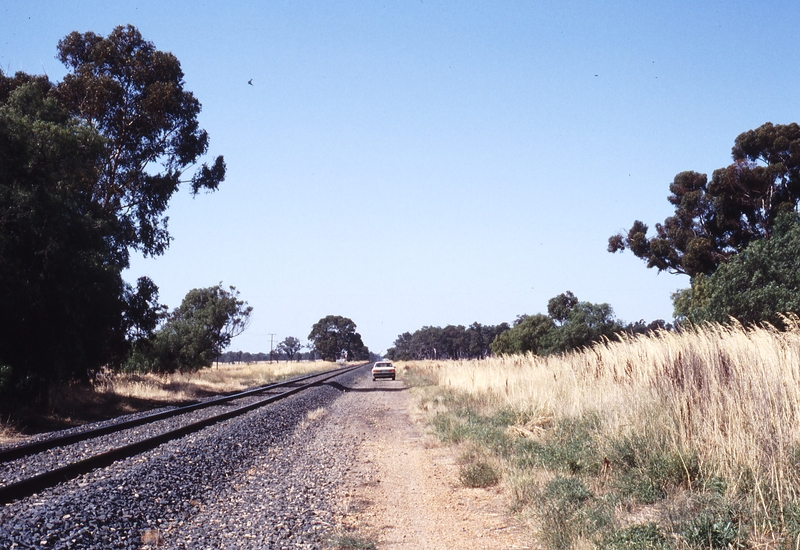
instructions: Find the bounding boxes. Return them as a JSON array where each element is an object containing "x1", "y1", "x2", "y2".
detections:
[{"x1": 329, "y1": 376, "x2": 532, "y2": 549}]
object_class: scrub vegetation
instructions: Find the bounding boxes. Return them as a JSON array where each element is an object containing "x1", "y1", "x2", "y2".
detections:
[{"x1": 401, "y1": 319, "x2": 800, "y2": 548}]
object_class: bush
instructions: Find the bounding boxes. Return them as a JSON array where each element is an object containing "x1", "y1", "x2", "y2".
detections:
[
  {"x1": 460, "y1": 461, "x2": 500, "y2": 488},
  {"x1": 680, "y1": 511, "x2": 742, "y2": 549}
]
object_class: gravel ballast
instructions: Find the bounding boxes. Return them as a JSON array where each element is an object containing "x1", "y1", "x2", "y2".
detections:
[{"x1": 0, "y1": 366, "x2": 372, "y2": 549}]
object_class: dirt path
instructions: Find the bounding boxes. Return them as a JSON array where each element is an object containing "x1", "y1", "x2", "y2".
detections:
[{"x1": 330, "y1": 377, "x2": 532, "y2": 549}]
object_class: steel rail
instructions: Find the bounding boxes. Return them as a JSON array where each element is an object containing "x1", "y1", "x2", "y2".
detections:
[
  {"x1": 0, "y1": 363, "x2": 365, "y2": 505},
  {"x1": 0, "y1": 364, "x2": 359, "y2": 464}
]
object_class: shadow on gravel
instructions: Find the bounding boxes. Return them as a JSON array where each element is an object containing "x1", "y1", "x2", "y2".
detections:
[
  {"x1": 12, "y1": 393, "x2": 201, "y2": 435},
  {"x1": 322, "y1": 381, "x2": 409, "y2": 393}
]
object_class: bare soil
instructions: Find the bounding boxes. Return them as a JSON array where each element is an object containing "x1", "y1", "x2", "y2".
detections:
[{"x1": 331, "y1": 378, "x2": 533, "y2": 549}]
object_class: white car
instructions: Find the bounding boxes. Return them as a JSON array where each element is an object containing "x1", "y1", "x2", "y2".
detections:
[{"x1": 372, "y1": 361, "x2": 396, "y2": 381}]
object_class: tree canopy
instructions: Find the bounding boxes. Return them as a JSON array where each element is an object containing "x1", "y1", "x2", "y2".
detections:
[
  {"x1": 277, "y1": 336, "x2": 304, "y2": 362},
  {"x1": 386, "y1": 322, "x2": 508, "y2": 361},
  {"x1": 127, "y1": 284, "x2": 252, "y2": 373},
  {"x1": 0, "y1": 81, "x2": 118, "y2": 397},
  {"x1": 308, "y1": 316, "x2": 369, "y2": 362},
  {"x1": 490, "y1": 292, "x2": 629, "y2": 356},
  {"x1": 55, "y1": 25, "x2": 225, "y2": 259},
  {"x1": 609, "y1": 123, "x2": 800, "y2": 277},
  {"x1": 0, "y1": 26, "x2": 225, "y2": 407},
  {"x1": 673, "y1": 212, "x2": 800, "y2": 328},
  {"x1": 490, "y1": 314, "x2": 555, "y2": 356}
]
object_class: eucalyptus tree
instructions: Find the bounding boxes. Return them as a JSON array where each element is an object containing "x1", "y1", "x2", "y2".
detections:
[
  {"x1": 308, "y1": 316, "x2": 369, "y2": 362},
  {"x1": 55, "y1": 25, "x2": 225, "y2": 259},
  {"x1": 0, "y1": 25, "x2": 226, "y2": 408},
  {"x1": 609, "y1": 123, "x2": 800, "y2": 277},
  {"x1": 127, "y1": 285, "x2": 252, "y2": 373},
  {"x1": 277, "y1": 336, "x2": 304, "y2": 362}
]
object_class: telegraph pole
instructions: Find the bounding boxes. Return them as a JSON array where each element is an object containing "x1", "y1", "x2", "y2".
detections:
[{"x1": 268, "y1": 333, "x2": 276, "y2": 363}]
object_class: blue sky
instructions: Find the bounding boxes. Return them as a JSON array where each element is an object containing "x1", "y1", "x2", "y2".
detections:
[{"x1": 3, "y1": 1, "x2": 799, "y2": 355}]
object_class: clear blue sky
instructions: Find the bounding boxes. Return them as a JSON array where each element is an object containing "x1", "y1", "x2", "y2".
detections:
[{"x1": 3, "y1": 1, "x2": 799, "y2": 355}]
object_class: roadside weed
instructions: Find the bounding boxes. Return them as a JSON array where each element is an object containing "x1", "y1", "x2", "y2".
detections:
[
  {"x1": 539, "y1": 476, "x2": 612, "y2": 550},
  {"x1": 460, "y1": 460, "x2": 500, "y2": 488},
  {"x1": 599, "y1": 523, "x2": 669, "y2": 550},
  {"x1": 609, "y1": 434, "x2": 701, "y2": 504},
  {"x1": 326, "y1": 533, "x2": 377, "y2": 550}
]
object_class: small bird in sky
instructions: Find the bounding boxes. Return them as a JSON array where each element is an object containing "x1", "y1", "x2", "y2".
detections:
[{"x1": 247, "y1": 79, "x2": 253, "y2": 86}]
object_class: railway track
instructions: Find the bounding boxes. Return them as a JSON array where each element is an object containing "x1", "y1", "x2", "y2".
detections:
[{"x1": 0, "y1": 363, "x2": 365, "y2": 505}]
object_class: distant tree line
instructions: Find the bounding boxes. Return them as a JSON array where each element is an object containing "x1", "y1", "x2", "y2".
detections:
[
  {"x1": 386, "y1": 322, "x2": 508, "y2": 361},
  {"x1": 491, "y1": 292, "x2": 669, "y2": 356},
  {"x1": 217, "y1": 350, "x2": 311, "y2": 363},
  {"x1": 387, "y1": 294, "x2": 670, "y2": 360},
  {"x1": 220, "y1": 316, "x2": 377, "y2": 364}
]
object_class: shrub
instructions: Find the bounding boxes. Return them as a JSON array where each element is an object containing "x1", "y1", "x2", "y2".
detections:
[
  {"x1": 460, "y1": 461, "x2": 500, "y2": 488},
  {"x1": 675, "y1": 494, "x2": 745, "y2": 549}
]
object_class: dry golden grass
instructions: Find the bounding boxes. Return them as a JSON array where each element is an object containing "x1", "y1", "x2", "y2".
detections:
[
  {"x1": 0, "y1": 361, "x2": 340, "y2": 444},
  {"x1": 96, "y1": 360, "x2": 339, "y2": 402},
  {"x1": 399, "y1": 318, "x2": 800, "y2": 513},
  {"x1": 0, "y1": 419, "x2": 25, "y2": 446}
]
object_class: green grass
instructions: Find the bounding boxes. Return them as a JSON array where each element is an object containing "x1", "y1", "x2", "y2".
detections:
[
  {"x1": 600, "y1": 523, "x2": 670, "y2": 550},
  {"x1": 515, "y1": 415, "x2": 603, "y2": 475},
  {"x1": 538, "y1": 476, "x2": 616, "y2": 550},
  {"x1": 431, "y1": 402, "x2": 513, "y2": 455},
  {"x1": 609, "y1": 433, "x2": 701, "y2": 504},
  {"x1": 326, "y1": 533, "x2": 377, "y2": 550}
]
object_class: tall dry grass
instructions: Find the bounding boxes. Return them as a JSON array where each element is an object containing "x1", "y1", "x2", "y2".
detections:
[{"x1": 400, "y1": 318, "x2": 800, "y2": 509}]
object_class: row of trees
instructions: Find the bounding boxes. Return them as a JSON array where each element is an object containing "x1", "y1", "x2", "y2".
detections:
[
  {"x1": 610, "y1": 122, "x2": 800, "y2": 329},
  {"x1": 386, "y1": 322, "x2": 508, "y2": 361},
  {"x1": 491, "y1": 292, "x2": 669, "y2": 356},
  {"x1": 218, "y1": 336, "x2": 308, "y2": 363},
  {"x1": 491, "y1": 292, "x2": 620, "y2": 356},
  {"x1": 218, "y1": 315, "x2": 375, "y2": 365},
  {"x1": 386, "y1": 293, "x2": 669, "y2": 361},
  {"x1": 1, "y1": 26, "x2": 227, "y2": 409}
]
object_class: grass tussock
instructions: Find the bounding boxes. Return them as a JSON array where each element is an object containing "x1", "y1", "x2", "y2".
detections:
[
  {"x1": 0, "y1": 361, "x2": 338, "y2": 443},
  {"x1": 399, "y1": 319, "x2": 800, "y2": 548},
  {"x1": 326, "y1": 532, "x2": 377, "y2": 550}
]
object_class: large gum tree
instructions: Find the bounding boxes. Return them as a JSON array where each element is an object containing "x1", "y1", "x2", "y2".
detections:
[
  {"x1": 0, "y1": 25, "x2": 225, "y2": 407},
  {"x1": 609, "y1": 123, "x2": 800, "y2": 277}
]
